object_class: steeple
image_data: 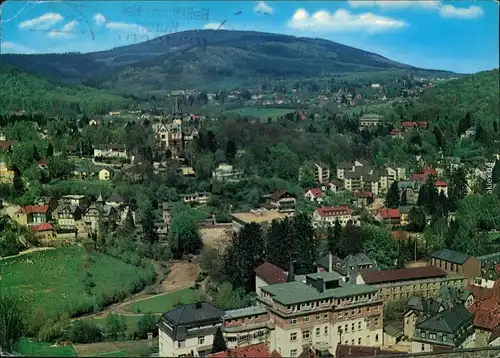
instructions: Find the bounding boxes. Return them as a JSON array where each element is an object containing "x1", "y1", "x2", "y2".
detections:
[
  {"x1": 96, "y1": 193, "x2": 104, "y2": 204},
  {"x1": 287, "y1": 261, "x2": 295, "y2": 282}
]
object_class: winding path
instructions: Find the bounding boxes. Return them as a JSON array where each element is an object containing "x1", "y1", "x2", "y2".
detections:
[{"x1": 0, "y1": 247, "x2": 55, "y2": 261}]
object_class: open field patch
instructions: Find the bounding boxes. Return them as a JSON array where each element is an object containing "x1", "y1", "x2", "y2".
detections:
[
  {"x1": 1, "y1": 246, "x2": 156, "y2": 318},
  {"x1": 123, "y1": 287, "x2": 202, "y2": 314},
  {"x1": 16, "y1": 339, "x2": 76, "y2": 357},
  {"x1": 200, "y1": 227, "x2": 232, "y2": 249},
  {"x1": 223, "y1": 107, "x2": 295, "y2": 119},
  {"x1": 73, "y1": 339, "x2": 157, "y2": 357}
]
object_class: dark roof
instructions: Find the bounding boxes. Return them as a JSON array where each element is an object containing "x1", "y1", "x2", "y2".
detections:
[
  {"x1": 337, "y1": 162, "x2": 354, "y2": 170},
  {"x1": 361, "y1": 266, "x2": 447, "y2": 284},
  {"x1": 162, "y1": 202, "x2": 175, "y2": 210},
  {"x1": 416, "y1": 305, "x2": 473, "y2": 334},
  {"x1": 406, "y1": 296, "x2": 444, "y2": 316},
  {"x1": 255, "y1": 262, "x2": 287, "y2": 285},
  {"x1": 335, "y1": 345, "x2": 406, "y2": 358},
  {"x1": 269, "y1": 189, "x2": 294, "y2": 201},
  {"x1": 106, "y1": 194, "x2": 124, "y2": 203},
  {"x1": 158, "y1": 301, "x2": 224, "y2": 341},
  {"x1": 383, "y1": 323, "x2": 403, "y2": 339},
  {"x1": 488, "y1": 325, "x2": 500, "y2": 344},
  {"x1": 430, "y1": 248, "x2": 471, "y2": 265}
]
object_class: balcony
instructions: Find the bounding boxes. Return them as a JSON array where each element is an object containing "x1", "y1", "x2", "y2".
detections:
[{"x1": 223, "y1": 321, "x2": 271, "y2": 333}]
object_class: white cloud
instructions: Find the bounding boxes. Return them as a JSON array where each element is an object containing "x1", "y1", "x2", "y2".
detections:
[
  {"x1": 48, "y1": 20, "x2": 78, "y2": 38},
  {"x1": 254, "y1": 1, "x2": 273, "y2": 14},
  {"x1": 288, "y1": 8, "x2": 407, "y2": 33},
  {"x1": 348, "y1": 1, "x2": 440, "y2": 9},
  {"x1": 92, "y1": 12, "x2": 147, "y2": 33},
  {"x1": 0, "y1": 40, "x2": 35, "y2": 54},
  {"x1": 204, "y1": 22, "x2": 225, "y2": 30},
  {"x1": 18, "y1": 12, "x2": 63, "y2": 30},
  {"x1": 439, "y1": 5, "x2": 484, "y2": 19},
  {"x1": 93, "y1": 13, "x2": 106, "y2": 26}
]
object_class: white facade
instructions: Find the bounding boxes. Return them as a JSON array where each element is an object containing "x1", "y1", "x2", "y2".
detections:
[
  {"x1": 93, "y1": 147, "x2": 128, "y2": 158},
  {"x1": 158, "y1": 323, "x2": 220, "y2": 357}
]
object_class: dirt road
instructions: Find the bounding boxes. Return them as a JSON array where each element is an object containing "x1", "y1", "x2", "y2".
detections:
[
  {"x1": 0, "y1": 247, "x2": 55, "y2": 260},
  {"x1": 74, "y1": 260, "x2": 199, "y2": 320}
]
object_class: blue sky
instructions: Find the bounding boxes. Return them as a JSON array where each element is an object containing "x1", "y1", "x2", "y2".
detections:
[{"x1": 1, "y1": 0, "x2": 498, "y2": 73}]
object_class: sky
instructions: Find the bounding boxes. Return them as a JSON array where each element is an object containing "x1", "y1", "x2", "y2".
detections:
[{"x1": 0, "y1": 0, "x2": 498, "y2": 74}]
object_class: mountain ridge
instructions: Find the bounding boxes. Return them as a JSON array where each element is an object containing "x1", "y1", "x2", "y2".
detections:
[{"x1": 0, "y1": 29, "x2": 458, "y2": 92}]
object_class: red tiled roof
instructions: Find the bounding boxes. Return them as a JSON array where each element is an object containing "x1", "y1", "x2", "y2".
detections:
[
  {"x1": 16, "y1": 205, "x2": 49, "y2": 214},
  {"x1": 402, "y1": 121, "x2": 417, "y2": 127},
  {"x1": 37, "y1": 160, "x2": 49, "y2": 166},
  {"x1": 423, "y1": 167, "x2": 438, "y2": 175},
  {"x1": 308, "y1": 188, "x2": 325, "y2": 198},
  {"x1": 390, "y1": 129, "x2": 402, "y2": 135},
  {"x1": 435, "y1": 180, "x2": 448, "y2": 187},
  {"x1": 255, "y1": 262, "x2": 287, "y2": 285},
  {"x1": 361, "y1": 266, "x2": 446, "y2": 284},
  {"x1": 30, "y1": 223, "x2": 53, "y2": 232},
  {"x1": 0, "y1": 140, "x2": 16, "y2": 150},
  {"x1": 316, "y1": 205, "x2": 351, "y2": 217},
  {"x1": 210, "y1": 343, "x2": 275, "y2": 357},
  {"x1": 409, "y1": 173, "x2": 427, "y2": 182},
  {"x1": 354, "y1": 191, "x2": 373, "y2": 198},
  {"x1": 418, "y1": 121, "x2": 428, "y2": 128},
  {"x1": 468, "y1": 280, "x2": 500, "y2": 330},
  {"x1": 335, "y1": 345, "x2": 406, "y2": 358},
  {"x1": 378, "y1": 208, "x2": 401, "y2": 219}
]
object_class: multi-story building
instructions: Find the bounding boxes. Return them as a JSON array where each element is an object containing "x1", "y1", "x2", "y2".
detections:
[
  {"x1": 355, "y1": 266, "x2": 467, "y2": 302},
  {"x1": 93, "y1": 144, "x2": 128, "y2": 158},
  {"x1": 429, "y1": 249, "x2": 481, "y2": 281},
  {"x1": 314, "y1": 163, "x2": 330, "y2": 184},
  {"x1": 212, "y1": 164, "x2": 243, "y2": 182},
  {"x1": 312, "y1": 206, "x2": 355, "y2": 228},
  {"x1": 359, "y1": 114, "x2": 383, "y2": 130},
  {"x1": 264, "y1": 190, "x2": 296, "y2": 212},
  {"x1": 222, "y1": 306, "x2": 272, "y2": 349},
  {"x1": 258, "y1": 271, "x2": 384, "y2": 357},
  {"x1": 180, "y1": 192, "x2": 210, "y2": 205},
  {"x1": 162, "y1": 202, "x2": 174, "y2": 226},
  {"x1": 158, "y1": 302, "x2": 225, "y2": 357},
  {"x1": 153, "y1": 119, "x2": 198, "y2": 158},
  {"x1": 316, "y1": 252, "x2": 378, "y2": 282}
]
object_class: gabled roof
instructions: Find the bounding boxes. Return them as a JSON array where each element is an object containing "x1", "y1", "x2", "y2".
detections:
[
  {"x1": 316, "y1": 205, "x2": 351, "y2": 217},
  {"x1": 269, "y1": 189, "x2": 294, "y2": 201},
  {"x1": 307, "y1": 188, "x2": 325, "y2": 198},
  {"x1": 159, "y1": 302, "x2": 224, "y2": 341},
  {"x1": 16, "y1": 205, "x2": 49, "y2": 214},
  {"x1": 337, "y1": 161, "x2": 354, "y2": 170},
  {"x1": 106, "y1": 194, "x2": 124, "y2": 203},
  {"x1": 430, "y1": 248, "x2": 471, "y2": 265},
  {"x1": 378, "y1": 208, "x2": 401, "y2": 219},
  {"x1": 361, "y1": 266, "x2": 446, "y2": 284},
  {"x1": 416, "y1": 305, "x2": 473, "y2": 334},
  {"x1": 255, "y1": 262, "x2": 287, "y2": 285},
  {"x1": 30, "y1": 223, "x2": 53, "y2": 232}
]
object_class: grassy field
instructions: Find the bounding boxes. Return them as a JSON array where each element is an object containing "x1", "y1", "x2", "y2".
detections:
[
  {"x1": 91, "y1": 314, "x2": 144, "y2": 335},
  {"x1": 123, "y1": 287, "x2": 202, "y2": 314},
  {"x1": 73, "y1": 340, "x2": 157, "y2": 357},
  {"x1": 16, "y1": 339, "x2": 76, "y2": 357},
  {"x1": 223, "y1": 107, "x2": 294, "y2": 119},
  {"x1": 172, "y1": 202, "x2": 212, "y2": 221},
  {"x1": 1, "y1": 246, "x2": 156, "y2": 318}
]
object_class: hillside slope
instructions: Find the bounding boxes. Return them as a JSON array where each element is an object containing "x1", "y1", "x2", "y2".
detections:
[
  {"x1": 417, "y1": 69, "x2": 499, "y2": 123},
  {"x1": 0, "y1": 30, "x2": 455, "y2": 92},
  {"x1": 0, "y1": 62, "x2": 132, "y2": 115}
]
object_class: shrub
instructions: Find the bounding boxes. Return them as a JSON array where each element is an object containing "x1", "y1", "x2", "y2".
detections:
[
  {"x1": 135, "y1": 313, "x2": 159, "y2": 340},
  {"x1": 69, "y1": 320, "x2": 103, "y2": 344}
]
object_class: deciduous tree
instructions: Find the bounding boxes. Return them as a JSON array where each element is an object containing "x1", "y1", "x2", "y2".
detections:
[{"x1": 0, "y1": 296, "x2": 25, "y2": 352}]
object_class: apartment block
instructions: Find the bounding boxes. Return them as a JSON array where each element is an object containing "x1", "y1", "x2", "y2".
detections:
[
  {"x1": 356, "y1": 266, "x2": 467, "y2": 302},
  {"x1": 258, "y1": 271, "x2": 384, "y2": 357},
  {"x1": 312, "y1": 206, "x2": 358, "y2": 228}
]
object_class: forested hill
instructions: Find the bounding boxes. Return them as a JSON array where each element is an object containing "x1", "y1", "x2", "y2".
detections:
[
  {"x1": 0, "y1": 30, "x2": 456, "y2": 92},
  {"x1": 0, "y1": 62, "x2": 132, "y2": 115},
  {"x1": 416, "y1": 69, "x2": 499, "y2": 124}
]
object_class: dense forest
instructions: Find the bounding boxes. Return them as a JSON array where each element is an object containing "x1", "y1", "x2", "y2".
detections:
[{"x1": 0, "y1": 63, "x2": 132, "y2": 115}]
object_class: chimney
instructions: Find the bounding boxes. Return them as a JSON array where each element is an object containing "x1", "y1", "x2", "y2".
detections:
[{"x1": 328, "y1": 252, "x2": 333, "y2": 272}]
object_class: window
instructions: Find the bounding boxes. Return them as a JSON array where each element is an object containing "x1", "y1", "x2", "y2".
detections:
[
  {"x1": 358, "y1": 308, "x2": 361, "y2": 314},
  {"x1": 374, "y1": 305, "x2": 379, "y2": 311},
  {"x1": 291, "y1": 349, "x2": 298, "y2": 357},
  {"x1": 324, "y1": 313, "x2": 328, "y2": 319},
  {"x1": 302, "y1": 329, "x2": 311, "y2": 339},
  {"x1": 358, "y1": 322, "x2": 362, "y2": 330},
  {"x1": 421, "y1": 332, "x2": 426, "y2": 338},
  {"x1": 290, "y1": 333, "x2": 297, "y2": 342},
  {"x1": 374, "y1": 318, "x2": 379, "y2": 327},
  {"x1": 358, "y1": 338, "x2": 362, "y2": 345},
  {"x1": 178, "y1": 340, "x2": 186, "y2": 348},
  {"x1": 351, "y1": 339, "x2": 355, "y2": 345},
  {"x1": 351, "y1": 323, "x2": 355, "y2": 331},
  {"x1": 303, "y1": 316, "x2": 310, "y2": 322},
  {"x1": 421, "y1": 344, "x2": 425, "y2": 351},
  {"x1": 345, "y1": 324, "x2": 348, "y2": 332},
  {"x1": 290, "y1": 318, "x2": 297, "y2": 325},
  {"x1": 198, "y1": 337, "x2": 205, "y2": 345},
  {"x1": 443, "y1": 335, "x2": 447, "y2": 342},
  {"x1": 316, "y1": 313, "x2": 321, "y2": 320},
  {"x1": 375, "y1": 334, "x2": 379, "y2": 343},
  {"x1": 316, "y1": 327, "x2": 321, "y2": 337}
]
